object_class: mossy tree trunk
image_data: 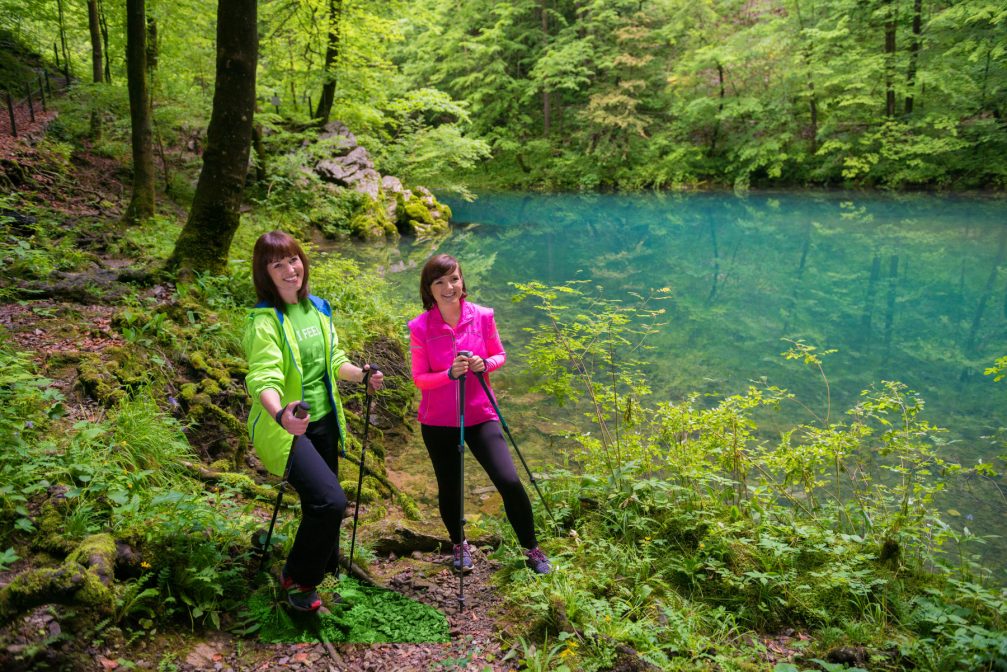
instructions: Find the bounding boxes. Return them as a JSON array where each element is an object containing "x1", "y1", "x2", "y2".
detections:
[
  {"x1": 124, "y1": 0, "x2": 155, "y2": 223},
  {"x1": 170, "y1": 0, "x2": 257, "y2": 276}
]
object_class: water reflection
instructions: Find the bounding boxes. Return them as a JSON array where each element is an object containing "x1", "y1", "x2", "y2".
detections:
[{"x1": 338, "y1": 190, "x2": 1007, "y2": 576}]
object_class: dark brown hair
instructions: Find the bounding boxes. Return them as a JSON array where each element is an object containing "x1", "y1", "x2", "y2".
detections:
[
  {"x1": 252, "y1": 230, "x2": 310, "y2": 309},
  {"x1": 419, "y1": 253, "x2": 466, "y2": 310}
]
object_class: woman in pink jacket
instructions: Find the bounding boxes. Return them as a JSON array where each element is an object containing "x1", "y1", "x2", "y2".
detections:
[{"x1": 409, "y1": 254, "x2": 551, "y2": 575}]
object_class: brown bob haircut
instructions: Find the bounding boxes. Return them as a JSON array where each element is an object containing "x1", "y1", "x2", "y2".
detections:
[
  {"x1": 252, "y1": 230, "x2": 310, "y2": 309},
  {"x1": 420, "y1": 253, "x2": 466, "y2": 311}
]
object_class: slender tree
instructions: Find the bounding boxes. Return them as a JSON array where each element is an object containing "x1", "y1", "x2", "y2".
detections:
[
  {"x1": 883, "y1": 0, "x2": 897, "y2": 117},
  {"x1": 99, "y1": 0, "x2": 111, "y2": 82},
  {"x1": 56, "y1": 0, "x2": 71, "y2": 82},
  {"x1": 87, "y1": 0, "x2": 104, "y2": 138},
  {"x1": 124, "y1": 0, "x2": 156, "y2": 223},
  {"x1": 904, "y1": 0, "x2": 922, "y2": 114},
  {"x1": 170, "y1": 0, "x2": 258, "y2": 275},
  {"x1": 540, "y1": 0, "x2": 551, "y2": 136},
  {"x1": 314, "y1": 0, "x2": 344, "y2": 123}
]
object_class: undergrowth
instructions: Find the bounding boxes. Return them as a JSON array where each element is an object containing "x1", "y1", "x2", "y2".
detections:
[
  {"x1": 243, "y1": 576, "x2": 449, "y2": 645},
  {"x1": 495, "y1": 281, "x2": 1007, "y2": 671}
]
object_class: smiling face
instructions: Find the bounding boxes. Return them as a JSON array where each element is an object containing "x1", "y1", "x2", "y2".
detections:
[
  {"x1": 419, "y1": 254, "x2": 467, "y2": 311},
  {"x1": 267, "y1": 254, "x2": 304, "y2": 304},
  {"x1": 252, "y1": 230, "x2": 311, "y2": 308},
  {"x1": 430, "y1": 266, "x2": 464, "y2": 312}
]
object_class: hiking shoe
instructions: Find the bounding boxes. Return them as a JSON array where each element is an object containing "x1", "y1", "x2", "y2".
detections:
[
  {"x1": 452, "y1": 541, "x2": 473, "y2": 573},
  {"x1": 524, "y1": 547, "x2": 551, "y2": 574},
  {"x1": 280, "y1": 567, "x2": 322, "y2": 612}
]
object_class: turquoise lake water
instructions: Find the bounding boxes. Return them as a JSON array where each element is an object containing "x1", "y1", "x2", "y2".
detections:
[{"x1": 343, "y1": 190, "x2": 1007, "y2": 572}]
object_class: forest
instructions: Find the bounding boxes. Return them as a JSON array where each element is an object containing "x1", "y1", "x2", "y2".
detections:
[{"x1": 0, "y1": 0, "x2": 1006, "y2": 670}]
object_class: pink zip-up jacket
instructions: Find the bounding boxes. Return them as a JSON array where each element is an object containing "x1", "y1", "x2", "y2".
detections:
[{"x1": 408, "y1": 300, "x2": 505, "y2": 427}]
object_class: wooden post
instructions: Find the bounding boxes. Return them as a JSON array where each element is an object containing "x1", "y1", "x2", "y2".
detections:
[
  {"x1": 6, "y1": 91, "x2": 16, "y2": 137},
  {"x1": 54, "y1": 43, "x2": 60, "y2": 70},
  {"x1": 44, "y1": 70, "x2": 52, "y2": 95},
  {"x1": 37, "y1": 75, "x2": 47, "y2": 111},
  {"x1": 24, "y1": 81, "x2": 35, "y2": 122}
]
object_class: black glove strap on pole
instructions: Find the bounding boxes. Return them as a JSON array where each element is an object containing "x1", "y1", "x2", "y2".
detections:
[
  {"x1": 475, "y1": 372, "x2": 560, "y2": 531},
  {"x1": 346, "y1": 367, "x2": 374, "y2": 581}
]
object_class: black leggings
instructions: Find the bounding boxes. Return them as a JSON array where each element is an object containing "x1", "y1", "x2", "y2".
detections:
[
  {"x1": 286, "y1": 413, "x2": 347, "y2": 587},
  {"x1": 422, "y1": 421, "x2": 538, "y2": 549}
]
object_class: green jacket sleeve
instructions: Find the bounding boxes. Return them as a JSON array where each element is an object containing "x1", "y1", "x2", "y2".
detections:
[
  {"x1": 244, "y1": 313, "x2": 286, "y2": 401},
  {"x1": 328, "y1": 313, "x2": 350, "y2": 374}
]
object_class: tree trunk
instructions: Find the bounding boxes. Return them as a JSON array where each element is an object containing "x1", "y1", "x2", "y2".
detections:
[
  {"x1": 708, "y1": 62, "x2": 725, "y2": 156},
  {"x1": 884, "y1": 0, "x2": 896, "y2": 117},
  {"x1": 124, "y1": 0, "x2": 155, "y2": 223},
  {"x1": 314, "y1": 0, "x2": 343, "y2": 124},
  {"x1": 541, "y1": 0, "x2": 551, "y2": 137},
  {"x1": 88, "y1": 0, "x2": 103, "y2": 139},
  {"x1": 146, "y1": 16, "x2": 159, "y2": 71},
  {"x1": 170, "y1": 0, "x2": 258, "y2": 275},
  {"x1": 904, "y1": 0, "x2": 922, "y2": 114},
  {"x1": 252, "y1": 119, "x2": 267, "y2": 183},
  {"x1": 87, "y1": 0, "x2": 103, "y2": 83},
  {"x1": 99, "y1": 0, "x2": 112, "y2": 82},
  {"x1": 56, "y1": 0, "x2": 71, "y2": 82}
]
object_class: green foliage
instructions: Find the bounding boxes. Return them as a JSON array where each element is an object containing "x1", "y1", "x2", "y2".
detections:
[
  {"x1": 985, "y1": 356, "x2": 1007, "y2": 383},
  {"x1": 0, "y1": 202, "x2": 94, "y2": 280},
  {"x1": 496, "y1": 282, "x2": 1007, "y2": 670},
  {"x1": 245, "y1": 576, "x2": 449, "y2": 644},
  {"x1": 401, "y1": 0, "x2": 1007, "y2": 189},
  {"x1": 511, "y1": 280, "x2": 669, "y2": 477}
]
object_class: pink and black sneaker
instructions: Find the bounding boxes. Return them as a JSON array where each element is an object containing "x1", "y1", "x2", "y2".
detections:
[{"x1": 280, "y1": 566, "x2": 322, "y2": 612}]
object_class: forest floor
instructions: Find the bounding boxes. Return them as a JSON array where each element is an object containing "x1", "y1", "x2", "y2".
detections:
[{"x1": 0, "y1": 103, "x2": 528, "y2": 672}]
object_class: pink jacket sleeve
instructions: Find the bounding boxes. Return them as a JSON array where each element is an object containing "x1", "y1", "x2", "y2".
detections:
[
  {"x1": 482, "y1": 309, "x2": 506, "y2": 373},
  {"x1": 410, "y1": 321, "x2": 453, "y2": 391}
]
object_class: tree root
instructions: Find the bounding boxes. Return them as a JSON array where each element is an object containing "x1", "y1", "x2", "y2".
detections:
[
  {"x1": 181, "y1": 460, "x2": 279, "y2": 502},
  {"x1": 0, "y1": 534, "x2": 117, "y2": 622}
]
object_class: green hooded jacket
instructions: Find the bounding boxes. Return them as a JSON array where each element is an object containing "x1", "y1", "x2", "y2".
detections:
[{"x1": 243, "y1": 295, "x2": 349, "y2": 475}]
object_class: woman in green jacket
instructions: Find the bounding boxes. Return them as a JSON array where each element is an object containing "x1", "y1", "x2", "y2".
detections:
[{"x1": 244, "y1": 230, "x2": 383, "y2": 611}]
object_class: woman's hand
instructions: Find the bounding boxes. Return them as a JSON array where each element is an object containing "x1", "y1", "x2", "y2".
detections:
[
  {"x1": 450, "y1": 354, "x2": 470, "y2": 379},
  {"x1": 363, "y1": 364, "x2": 384, "y2": 391},
  {"x1": 277, "y1": 401, "x2": 310, "y2": 436},
  {"x1": 467, "y1": 354, "x2": 486, "y2": 373}
]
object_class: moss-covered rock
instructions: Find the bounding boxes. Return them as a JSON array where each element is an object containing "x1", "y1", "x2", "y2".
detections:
[
  {"x1": 395, "y1": 192, "x2": 451, "y2": 237},
  {"x1": 76, "y1": 347, "x2": 160, "y2": 407},
  {"x1": 348, "y1": 197, "x2": 397, "y2": 240},
  {"x1": 33, "y1": 501, "x2": 76, "y2": 555}
]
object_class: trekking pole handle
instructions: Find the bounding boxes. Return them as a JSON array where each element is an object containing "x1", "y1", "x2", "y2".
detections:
[
  {"x1": 293, "y1": 401, "x2": 310, "y2": 419},
  {"x1": 362, "y1": 363, "x2": 381, "y2": 385},
  {"x1": 457, "y1": 350, "x2": 473, "y2": 358}
]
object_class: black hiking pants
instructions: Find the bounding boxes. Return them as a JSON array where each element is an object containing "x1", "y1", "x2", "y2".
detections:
[
  {"x1": 285, "y1": 412, "x2": 346, "y2": 588},
  {"x1": 422, "y1": 421, "x2": 538, "y2": 549}
]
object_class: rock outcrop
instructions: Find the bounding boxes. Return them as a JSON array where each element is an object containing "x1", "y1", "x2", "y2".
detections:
[{"x1": 311, "y1": 122, "x2": 452, "y2": 239}]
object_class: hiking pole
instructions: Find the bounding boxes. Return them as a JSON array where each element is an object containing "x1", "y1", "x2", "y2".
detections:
[
  {"x1": 257, "y1": 401, "x2": 310, "y2": 573},
  {"x1": 345, "y1": 365, "x2": 377, "y2": 581},
  {"x1": 456, "y1": 350, "x2": 472, "y2": 612},
  {"x1": 475, "y1": 372, "x2": 560, "y2": 531}
]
